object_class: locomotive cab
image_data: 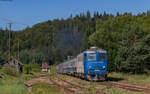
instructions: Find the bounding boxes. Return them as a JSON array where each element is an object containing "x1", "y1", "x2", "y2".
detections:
[{"x1": 84, "y1": 49, "x2": 108, "y2": 81}]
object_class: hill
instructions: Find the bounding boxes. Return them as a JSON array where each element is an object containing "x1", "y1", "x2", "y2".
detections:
[{"x1": 0, "y1": 11, "x2": 150, "y2": 73}]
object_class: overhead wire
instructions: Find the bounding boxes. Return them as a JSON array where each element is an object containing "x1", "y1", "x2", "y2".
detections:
[
  {"x1": 0, "y1": 0, "x2": 13, "y2": 2},
  {"x1": 0, "y1": 17, "x2": 29, "y2": 26}
]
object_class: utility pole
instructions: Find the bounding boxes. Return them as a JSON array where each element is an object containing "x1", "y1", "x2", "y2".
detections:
[
  {"x1": 8, "y1": 22, "x2": 12, "y2": 61},
  {"x1": 17, "y1": 39, "x2": 20, "y2": 60}
]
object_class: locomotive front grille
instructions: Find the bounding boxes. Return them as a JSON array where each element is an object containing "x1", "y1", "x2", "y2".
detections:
[{"x1": 89, "y1": 66, "x2": 105, "y2": 70}]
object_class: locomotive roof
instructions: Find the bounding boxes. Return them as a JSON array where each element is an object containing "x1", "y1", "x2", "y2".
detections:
[
  {"x1": 84, "y1": 50, "x2": 107, "y2": 53},
  {"x1": 84, "y1": 47, "x2": 107, "y2": 53}
]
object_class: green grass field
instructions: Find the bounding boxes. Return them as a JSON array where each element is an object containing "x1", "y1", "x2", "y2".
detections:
[{"x1": 0, "y1": 65, "x2": 150, "y2": 94}]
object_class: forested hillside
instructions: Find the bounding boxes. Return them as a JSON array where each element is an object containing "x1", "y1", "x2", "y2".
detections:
[{"x1": 1, "y1": 11, "x2": 150, "y2": 73}]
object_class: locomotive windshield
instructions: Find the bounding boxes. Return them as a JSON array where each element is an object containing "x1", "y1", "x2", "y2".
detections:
[
  {"x1": 99, "y1": 53, "x2": 107, "y2": 61},
  {"x1": 87, "y1": 53, "x2": 96, "y2": 61}
]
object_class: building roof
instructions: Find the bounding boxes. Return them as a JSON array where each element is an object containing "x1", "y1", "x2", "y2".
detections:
[
  {"x1": 3, "y1": 59, "x2": 23, "y2": 67},
  {"x1": 42, "y1": 62, "x2": 50, "y2": 69},
  {"x1": 10, "y1": 59, "x2": 23, "y2": 65}
]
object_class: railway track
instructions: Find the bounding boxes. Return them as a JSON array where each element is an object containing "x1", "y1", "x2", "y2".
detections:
[
  {"x1": 25, "y1": 73, "x2": 150, "y2": 94},
  {"x1": 111, "y1": 82, "x2": 150, "y2": 93},
  {"x1": 60, "y1": 78, "x2": 86, "y2": 90},
  {"x1": 54, "y1": 73, "x2": 150, "y2": 93},
  {"x1": 55, "y1": 73, "x2": 150, "y2": 93},
  {"x1": 50, "y1": 73, "x2": 106, "y2": 94},
  {"x1": 59, "y1": 78, "x2": 107, "y2": 94},
  {"x1": 49, "y1": 78, "x2": 76, "y2": 94}
]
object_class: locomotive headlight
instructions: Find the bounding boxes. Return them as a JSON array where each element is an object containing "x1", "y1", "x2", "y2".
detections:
[
  {"x1": 102, "y1": 66, "x2": 106, "y2": 69},
  {"x1": 88, "y1": 66, "x2": 92, "y2": 69}
]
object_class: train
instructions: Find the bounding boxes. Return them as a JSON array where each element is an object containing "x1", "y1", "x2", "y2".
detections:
[{"x1": 56, "y1": 47, "x2": 108, "y2": 81}]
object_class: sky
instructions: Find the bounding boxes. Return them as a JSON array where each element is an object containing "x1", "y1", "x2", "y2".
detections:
[{"x1": 0, "y1": 0, "x2": 150, "y2": 30}]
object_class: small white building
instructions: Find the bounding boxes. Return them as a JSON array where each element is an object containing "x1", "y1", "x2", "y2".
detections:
[{"x1": 42, "y1": 62, "x2": 50, "y2": 72}]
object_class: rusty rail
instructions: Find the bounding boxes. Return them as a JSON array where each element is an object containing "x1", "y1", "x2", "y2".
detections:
[
  {"x1": 60, "y1": 78, "x2": 86, "y2": 90},
  {"x1": 49, "y1": 78, "x2": 76, "y2": 94},
  {"x1": 53, "y1": 73, "x2": 107, "y2": 94},
  {"x1": 111, "y1": 82, "x2": 150, "y2": 93},
  {"x1": 60, "y1": 78, "x2": 107, "y2": 94}
]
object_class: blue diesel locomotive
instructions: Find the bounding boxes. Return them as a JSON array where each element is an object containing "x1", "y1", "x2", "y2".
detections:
[{"x1": 56, "y1": 47, "x2": 108, "y2": 81}]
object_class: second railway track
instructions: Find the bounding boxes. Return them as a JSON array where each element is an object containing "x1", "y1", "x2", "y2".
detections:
[{"x1": 111, "y1": 82, "x2": 150, "y2": 93}]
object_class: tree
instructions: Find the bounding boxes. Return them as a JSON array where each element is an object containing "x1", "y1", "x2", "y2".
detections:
[{"x1": 115, "y1": 24, "x2": 150, "y2": 73}]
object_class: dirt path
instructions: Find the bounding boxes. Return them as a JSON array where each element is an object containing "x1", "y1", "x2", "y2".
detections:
[{"x1": 24, "y1": 77, "x2": 54, "y2": 93}]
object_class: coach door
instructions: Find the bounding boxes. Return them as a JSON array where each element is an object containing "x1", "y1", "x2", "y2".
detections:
[{"x1": 77, "y1": 54, "x2": 84, "y2": 73}]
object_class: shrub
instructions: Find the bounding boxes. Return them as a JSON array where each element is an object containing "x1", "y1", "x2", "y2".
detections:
[
  {"x1": 2, "y1": 67, "x2": 19, "y2": 77},
  {"x1": 0, "y1": 65, "x2": 2, "y2": 69},
  {"x1": 23, "y1": 64, "x2": 32, "y2": 74},
  {"x1": 31, "y1": 64, "x2": 41, "y2": 72}
]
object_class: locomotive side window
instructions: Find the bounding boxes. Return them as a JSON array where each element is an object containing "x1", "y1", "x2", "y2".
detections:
[
  {"x1": 87, "y1": 53, "x2": 96, "y2": 61},
  {"x1": 99, "y1": 53, "x2": 106, "y2": 61}
]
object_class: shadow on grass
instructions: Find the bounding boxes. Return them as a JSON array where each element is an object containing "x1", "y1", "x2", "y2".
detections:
[
  {"x1": 58, "y1": 73, "x2": 124, "y2": 82},
  {"x1": 106, "y1": 77, "x2": 124, "y2": 82},
  {"x1": 93, "y1": 76, "x2": 124, "y2": 82}
]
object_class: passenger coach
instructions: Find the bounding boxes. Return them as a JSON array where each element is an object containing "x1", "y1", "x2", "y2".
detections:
[{"x1": 56, "y1": 47, "x2": 108, "y2": 81}]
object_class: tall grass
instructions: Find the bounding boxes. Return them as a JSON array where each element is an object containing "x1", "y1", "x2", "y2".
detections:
[
  {"x1": 2, "y1": 67, "x2": 19, "y2": 77},
  {"x1": 50, "y1": 65, "x2": 56, "y2": 73},
  {"x1": 0, "y1": 79, "x2": 29, "y2": 94}
]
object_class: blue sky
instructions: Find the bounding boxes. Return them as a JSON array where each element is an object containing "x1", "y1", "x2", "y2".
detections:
[{"x1": 0, "y1": 0, "x2": 150, "y2": 30}]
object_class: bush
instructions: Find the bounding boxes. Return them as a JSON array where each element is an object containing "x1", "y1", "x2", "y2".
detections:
[
  {"x1": 23, "y1": 64, "x2": 32, "y2": 74},
  {"x1": 0, "y1": 65, "x2": 2, "y2": 69},
  {"x1": 31, "y1": 64, "x2": 41, "y2": 72},
  {"x1": 2, "y1": 67, "x2": 19, "y2": 77}
]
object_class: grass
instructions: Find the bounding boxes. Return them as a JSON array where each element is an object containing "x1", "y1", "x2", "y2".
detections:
[
  {"x1": 0, "y1": 65, "x2": 64, "y2": 94},
  {"x1": 0, "y1": 64, "x2": 150, "y2": 94},
  {"x1": 108, "y1": 72, "x2": 150, "y2": 84},
  {"x1": 0, "y1": 66, "x2": 41, "y2": 94},
  {"x1": 50, "y1": 65, "x2": 56, "y2": 73},
  {"x1": 53, "y1": 72, "x2": 149, "y2": 94},
  {"x1": 32, "y1": 83, "x2": 64, "y2": 94},
  {"x1": 1, "y1": 67, "x2": 19, "y2": 77},
  {"x1": 0, "y1": 79, "x2": 29, "y2": 94},
  {"x1": 31, "y1": 72, "x2": 150, "y2": 94},
  {"x1": 102, "y1": 88, "x2": 145, "y2": 94}
]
